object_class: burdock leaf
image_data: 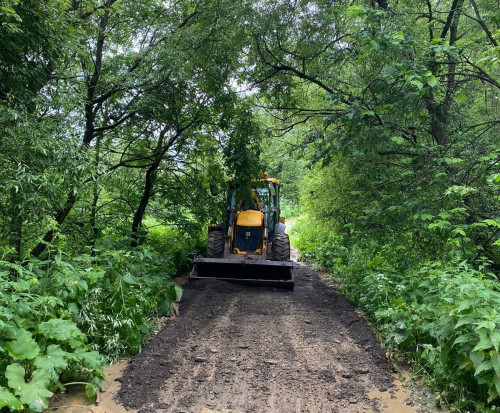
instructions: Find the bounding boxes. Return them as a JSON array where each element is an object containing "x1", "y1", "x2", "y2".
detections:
[
  {"x1": 6, "y1": 364, "x2": 53, "y2": 412},
  {"x1": 5, "y1": 329, "x2": 40, "y2": 360}
]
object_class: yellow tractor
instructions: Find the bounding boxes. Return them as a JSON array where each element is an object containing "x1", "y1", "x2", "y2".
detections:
[{"x1": 190, "y1": 174, "x2": 294, "y2": 289}]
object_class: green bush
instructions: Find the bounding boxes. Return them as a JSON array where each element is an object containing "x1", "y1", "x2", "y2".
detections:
[
  {"x1": 280, "y1": 198, "x2": 300, "y2": 219},
  {"x1": 0, "y1": 261, "x2": 104, "y2": 412},
  {"x1": 63, "y1": 249, "x2": 183, "y2": 361},
  {"x1": 0, "y1": 247, "x2": 182, "y2": 411},
  {"x1": 291, "y1": 216, "x2": 345, "y2": 269},
  {"x1": 145, "y1": 220, "x2": 206, "y2": 274},
  {"x1": 362, "y1": 260, "x2": 500, "y2": 411},
  {"x1": 295, "y1": 220, "x2": 500, "y2": 411}
]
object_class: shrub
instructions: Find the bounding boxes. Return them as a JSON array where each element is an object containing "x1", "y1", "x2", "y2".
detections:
[
  {"x1": 0, "y1": 247, "x2": 182, "y2": 411},
  {"x1": 295, "y1": 221, "x2": 500, "y2": 411}
]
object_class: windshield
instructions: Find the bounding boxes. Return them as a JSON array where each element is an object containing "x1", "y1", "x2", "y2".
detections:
[{"x1": 256, "y1": 188, "x2": 269, "y2": 210}]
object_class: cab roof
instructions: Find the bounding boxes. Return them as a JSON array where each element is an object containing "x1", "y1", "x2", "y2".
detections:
[{"x1": 227, "y1": 177, "x2": 279, "y2": 184}]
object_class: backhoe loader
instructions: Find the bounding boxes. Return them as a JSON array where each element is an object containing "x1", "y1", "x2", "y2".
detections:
[{"x1": 190, "y1": 174, "x2": 294, "y2": 289}]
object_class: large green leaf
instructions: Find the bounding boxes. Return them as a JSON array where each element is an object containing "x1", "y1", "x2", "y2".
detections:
[
  {"x1": 165, "y1": 284, "x2": 183, "y2": 302},
  {"x1": 491, "y1": 353, "x2": 500, "y2": 377},
  {"x1": 85, "y1": 383, "x2": 98, "y2": 402},
  {"x1": 122, "y1": 274, "x2": 139, "y2": 285},
  {"x1": 476, "y1": 320, "x2": 496, "y2": 331},
  {"x1": 159, "y1": 299, "x2": 172, "y2": 315},
  {"x1": 71, "y1": 347, "x2": 103, "y2": 373},
  {"x1": 474, "y1": 360, "x2": 492, "y2": 377},
  {"x1": 494, "y1": 375, "x2": 500, "y2": 398},
  {"x1": 469, "y1": 351, "x2": 485, "y2": 369},
  {"x1": 34, "y1": 344, "x2": 69, "y2": 381},
  {"x1": 38, "y1": 318, "x2": 86, "y2": 348},
  {"x1": 491, "y1": 331, "x2": 500, "y2": 352},
  {"x1": 6, "y1": 364, "x2": 53, "y2": 412},
  {"x1": 473, "y1": 334, "x2": 493, "y2": 352},
  {"x1": 173, "y1": 284, "x2": 183, "y2": 302},
  {"x1": 0, "y1": 386, "x2": 23, "y2": 410},
  {"x1": 4, "y1": 328, "x2": 40, "y2": 360},
  {"x1": 453, "y1": 334, "x2": 473, "y2": 347}
]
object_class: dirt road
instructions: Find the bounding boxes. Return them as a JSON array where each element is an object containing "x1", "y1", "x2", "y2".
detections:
[{"x1": 112, "y1": 262, "x2": 408, "y2": 413}]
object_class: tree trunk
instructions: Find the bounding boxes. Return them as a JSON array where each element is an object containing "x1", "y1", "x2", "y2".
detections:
[
  {"x1": 443, "y1": 0, "x2": 464, "y2": 116},
  {"x1": 9, "y1": 189, "x2": 22, "y2": 260},
  {"x1": 31, "y1": 190, "x2": 77, "y2": 257},
  {"x1": 129, "y1": 125, "x2": 186, "y2": 248},
  {"x1": 425, "y1": 0, "x2": 464, "y2": 147},
  {"x1": 89, "y1": 130, "x2": 103, "y2": 255},
  {"x1": 130, "y1": 165, "x2": 159, "y2": 248}
]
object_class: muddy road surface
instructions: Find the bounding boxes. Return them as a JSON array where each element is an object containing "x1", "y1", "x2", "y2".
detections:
[{"x1": 115, "y1": 262, "x2": 402, "y2": 413}]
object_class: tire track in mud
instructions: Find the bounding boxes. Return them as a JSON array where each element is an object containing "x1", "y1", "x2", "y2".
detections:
[
  {"x1": 159, "y1": 296, "x2": 241, "y2": 412},
  {"x1": 117, "y1": 263, "x2": 395, "y2": 413}
]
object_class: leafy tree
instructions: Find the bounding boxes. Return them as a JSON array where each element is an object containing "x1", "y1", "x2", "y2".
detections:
[{"x1": 249, "y1": 0, "x2": 500, "y2": 408}]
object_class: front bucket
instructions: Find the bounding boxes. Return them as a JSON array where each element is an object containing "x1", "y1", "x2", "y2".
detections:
[{"x1": 190, "y1": 257, "x2": 294, "y2": 289}]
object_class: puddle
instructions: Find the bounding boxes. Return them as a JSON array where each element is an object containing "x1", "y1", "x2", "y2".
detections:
[
  {"x1": 50, "y1": 361, "x2": 134, "y2": 413},
  {"x1": 368, "y1": 375, "x2": 416, "y2": 413}
]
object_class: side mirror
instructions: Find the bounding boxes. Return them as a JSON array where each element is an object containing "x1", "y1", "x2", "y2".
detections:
[{"x1": 209, "y1": 184, "x2": 218, "y2": 196}]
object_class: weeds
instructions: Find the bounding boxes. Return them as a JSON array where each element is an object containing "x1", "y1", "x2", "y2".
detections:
[
  {"x1": 294, "y1": 216, "x2": 500, "y2": 412},
  {"x1": 0, "y1": 247, "x2": 182, "y2": 412}
]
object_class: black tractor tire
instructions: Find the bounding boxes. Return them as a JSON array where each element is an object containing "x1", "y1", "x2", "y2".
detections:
[
  {"x1": 273, "y1": 233, "x2": 290, "y2": 261},
  {"x1": 207, "y1": 230, "x2": 225, "y2": 258}
]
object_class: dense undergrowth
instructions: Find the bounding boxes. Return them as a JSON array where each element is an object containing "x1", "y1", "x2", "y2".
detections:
[
  {"x1": 293, "y1": 168, "x2": 500, "y2": 412},
  {"x1": 0, "y1": 226, "x2": 198, "y2": 412}
]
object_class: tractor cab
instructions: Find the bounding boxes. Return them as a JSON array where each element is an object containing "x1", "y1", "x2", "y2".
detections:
[{"x1": 227, "y1": 178, "x2": 282, "y2": 256}]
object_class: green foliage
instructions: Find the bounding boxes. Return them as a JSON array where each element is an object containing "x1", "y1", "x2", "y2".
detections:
[
  {"x1": 259, "y1": 112, "x2": 307, "y2": 219},
  {"x1": 0, "y1": 264, "x2": 105, "y2": 411},
  {"x1": 75, "y1": 250, "x2": 183, "y2": 361},
  {"x1": 0, "y1": 0, "x2": 252, "y2": 409},
  {"x1": 293, "y1": 156, "x2": 500, "y2": 410},
  {"x1": 257, "y1": 2, "x2": 500, "y2": 408},
  {"x1": 0, "y1": 246, "x2": 183, "y2": 410},
  {"x1": 0, "y1": 0, "x2": 69, "y2": 102},
  {"x1": 360, "y1": 262, "x2": 500, "y2": 410},
  {"x1": 1, "y1": 0, "x2": 499, "y2": 410},
  {"x1": 6, "y1": 364, "x2": 53, "y2": 412},
  {"x1": 296, "y1": 212, "x2": 500, "y2": 410},
  {"x1": 0, "y1": 386, "x2": 23, "y2": 410},
  {"x1": 144, "y1": 219, "x2": 207, "y2": 275},
  {"x1": 223, "y1": 106, "x2": 266, "y2": 204}
]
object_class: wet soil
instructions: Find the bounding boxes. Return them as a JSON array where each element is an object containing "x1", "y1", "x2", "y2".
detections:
[{"x1": 115, "y1": 262, "x2": 402, "y2": 413}]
